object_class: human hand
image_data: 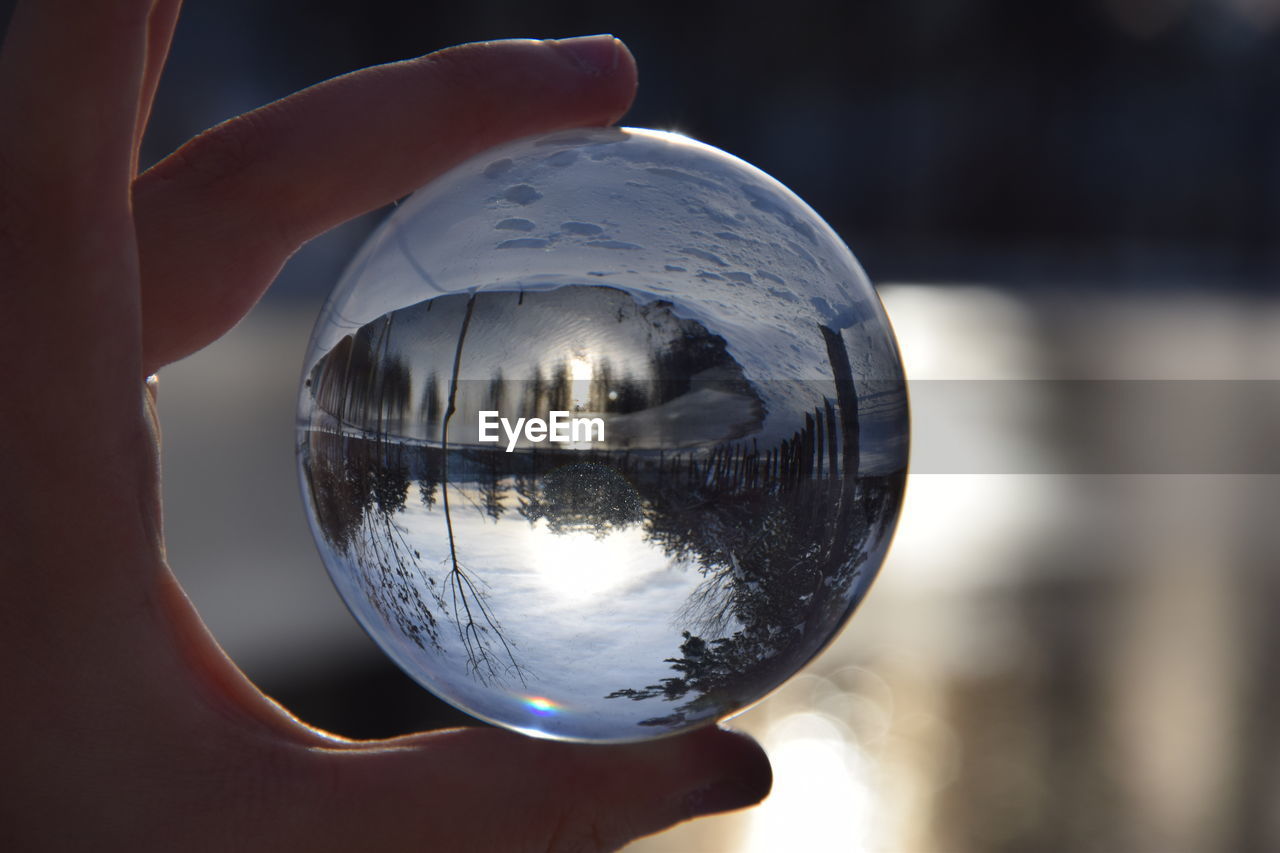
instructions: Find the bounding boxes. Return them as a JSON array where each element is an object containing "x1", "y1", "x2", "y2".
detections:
[{"x1": 0, "y1": 2, "x2": 770, "y2": 850}]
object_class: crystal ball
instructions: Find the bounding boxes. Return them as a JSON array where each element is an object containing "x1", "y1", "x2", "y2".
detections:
[{"x1": 297, "y1": 127, "x2": 908, "y2": 742}]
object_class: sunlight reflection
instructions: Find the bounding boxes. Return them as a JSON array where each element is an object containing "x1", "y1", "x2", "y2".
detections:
[
  {"x1": 877, "y1": 284, "x2": 1043, "y2": 381},
  {"x1": 886, "y1": 475, "x2": 1061, "y2": 590},
  {"x1": 875, "y1": 284, "x2": 1062, "y2": 593},
  {"x1": 524, "y1": 521, "x2": 656, "y2": 604},
  {"x1": 522, "y1": 695, "x2": 560, "y2": 717},
  {"x1": 570, "y1": 352, "x2": 594, "y2": 410},
  {"x1": 743, "y1": 710, "x2": 876, "y2": 853}
]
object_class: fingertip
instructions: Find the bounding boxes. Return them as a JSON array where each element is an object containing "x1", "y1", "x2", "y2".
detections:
[
  {"x1": 546, "y1": 34, "x2": 625, "y2": 77},
  {"x1": 521, "y1": 724, "x2": 771, "y2": 841},
  {"x1": 607, "y1": 37, "x2": 640, "y2": 123},
  {"x1": 438, "y1": 34, "x2": 638, "y2": 125},
  {"x1": 676, "y1": 726, "x2": 773, "y2": 818},
  {"x1": 565, "y1": 35, "x2": 637, "y2": 126},
  {"x1": 312, "y1": 723, "x2": 769, "y2": 851}
]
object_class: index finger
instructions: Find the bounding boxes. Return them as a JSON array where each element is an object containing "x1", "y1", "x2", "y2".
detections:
[{"x1": 132, "y1": 36, "x2": 637, "y2": 372}]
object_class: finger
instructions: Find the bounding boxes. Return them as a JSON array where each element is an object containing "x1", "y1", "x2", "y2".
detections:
[
  {"x1": 0, "y1": 0, "x2": 154, "y2": 390},
  {"x1": 0, "y1": 2, "x2": 158, "y2": 545},
  {"x1": 134, "y1": 0, "x2": 184, "y2": 167},
  {"x1": 297, "y1": 726, "x2": 771, "y2": 851},
  {"x1": 0, "y1": 0, "x2": 154, "y2": 205},
  {"x1": 0, "y1": 0, "x2": 179, "y2": 597},
  {"x1": 132, "y1": 35, "x2": 637, "y2": 374}
]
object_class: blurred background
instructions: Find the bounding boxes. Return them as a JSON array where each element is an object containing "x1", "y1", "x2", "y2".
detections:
[{"x1": 9, "y1": 0, "x2": 1280, "y2": 849}]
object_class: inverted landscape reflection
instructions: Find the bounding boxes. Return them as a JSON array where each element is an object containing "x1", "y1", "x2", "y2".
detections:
[{"x1": 299, "y1": 284, "x2": 906, "y2": 741}]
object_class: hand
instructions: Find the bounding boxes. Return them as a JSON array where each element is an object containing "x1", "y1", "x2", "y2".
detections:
[{"x1": 0, "y1": 2, "x2": 771, "y2": 850}]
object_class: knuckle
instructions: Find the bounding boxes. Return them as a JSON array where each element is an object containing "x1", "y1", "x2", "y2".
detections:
[
  {"x1": 415, "y1": 44, "x2": 510, "y2": 115},
  {"x1": 158, "y1": 106, "x2": 279, "y2": 194},
  {"x1": 420, "y1": 43, "x2": 495, "y2": 88},
  {"x1": 541, "y1": 801, "x2": 625, "y2": 853}
]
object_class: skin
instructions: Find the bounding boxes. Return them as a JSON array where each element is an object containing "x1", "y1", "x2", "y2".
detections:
[{"x1": 0, "y1": 2, "x2": 772, "y2": 850}]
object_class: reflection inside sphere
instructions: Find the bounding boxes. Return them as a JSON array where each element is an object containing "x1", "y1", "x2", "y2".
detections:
[{"x1": 297, "y1": 128, "x2": 907, "y2": 742}]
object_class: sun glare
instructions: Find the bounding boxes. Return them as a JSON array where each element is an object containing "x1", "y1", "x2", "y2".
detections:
[
  {"x1": 569, "y1": 353, "x2": 593, "y2": 410},
  {"x1": 525, "y1": 521, "x2": 652, "y2": 604}
]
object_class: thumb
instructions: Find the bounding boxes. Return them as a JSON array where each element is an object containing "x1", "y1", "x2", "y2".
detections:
[{"x1": 298, "y1": 726, "x2": 771, "y2": 852}]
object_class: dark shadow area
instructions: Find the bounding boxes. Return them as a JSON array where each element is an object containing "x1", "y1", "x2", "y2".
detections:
[
  {"x1": 265, "y1": 655, "x2": 490, "y2": 739},
  {"x1": 48, "y1": 0, "x2": 1278, "y2": 290}
]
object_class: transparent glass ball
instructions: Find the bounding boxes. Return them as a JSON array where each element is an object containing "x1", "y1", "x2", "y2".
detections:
[{"x1": 297, "y1": 127, "x2": 908, "y2": 742}]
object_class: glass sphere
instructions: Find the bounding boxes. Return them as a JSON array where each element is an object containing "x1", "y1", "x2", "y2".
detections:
[{"x1": 297, "y1": 127, "x2": 908, "y2": 742}]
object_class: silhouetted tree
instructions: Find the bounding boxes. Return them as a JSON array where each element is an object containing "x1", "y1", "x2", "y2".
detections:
[{"x1": 521, "y1": 463, "x2": 643, "y2": 537}]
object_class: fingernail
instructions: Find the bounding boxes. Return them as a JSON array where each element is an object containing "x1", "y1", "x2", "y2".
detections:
[
  {"x1": 682, "y1": 778, "x2": 769, "y2": 819},
  {"x1": 548, "y1": 34, "x2": 621, "y2": 76}
]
